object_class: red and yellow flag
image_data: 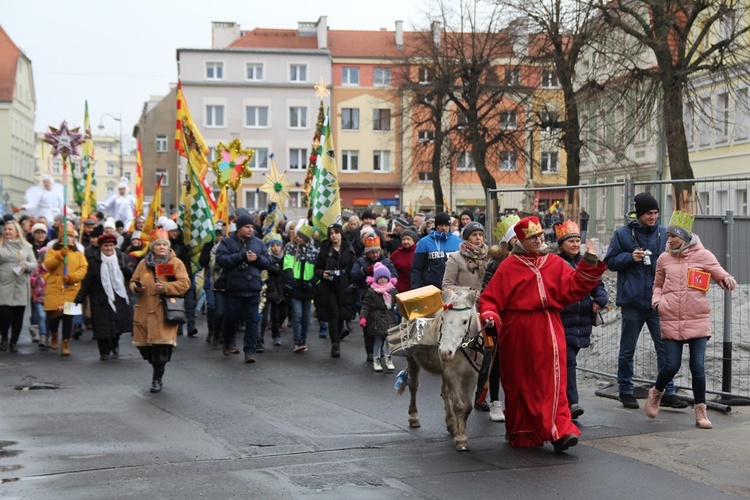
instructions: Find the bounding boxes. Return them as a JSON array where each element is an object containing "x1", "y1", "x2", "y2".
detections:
[
  {"x1": 129, "y1": 140, "x2": 144, "y2": 231},
  {"x1": 214, "y1": 185, "x2": 230, "y2": 228},
  {"x1": 175, "y1": 80, "x2": 210, "y2": 180}
]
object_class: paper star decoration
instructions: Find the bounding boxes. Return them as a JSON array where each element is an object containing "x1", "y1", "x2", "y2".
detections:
[
  {"x1": 314, "y1": 77, "x2": 330, "y2": 99},
  {"x1": 210, "y1": 138, "x2": 255, "y2": 191},
  {"x1": 260, "y1": 155, "x2": 293, "y2": 209},
  {"x1": 44, "y1": 121, "x2": 83, "y2": 160}
]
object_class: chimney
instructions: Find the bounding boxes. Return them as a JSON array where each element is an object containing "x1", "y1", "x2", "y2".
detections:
[
  {"x1": 317, "y1": 16, "x2": 328, "y2": 49},
  {"x1": 431, "y1": 21, "x2": 441, "y2": 48},
  {"x1": 395, "y1": 20, "x2": 404, "y2": 50},
  {"x1": 212, "y1": 21, "x2": 241, "y2": 49}
]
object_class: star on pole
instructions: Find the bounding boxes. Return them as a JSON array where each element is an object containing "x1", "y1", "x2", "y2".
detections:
[
  {"x1": 44, "y1": 121, "x2": 83, "y2": 161},
  {"x1": 260, "y1": 155, "x2": 293, "y2": 208},
  {"x1": 314, "y1": 77, "x2": 330, "y2": 99}
]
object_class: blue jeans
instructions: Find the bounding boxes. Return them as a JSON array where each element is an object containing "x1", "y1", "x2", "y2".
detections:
[
  {"x1": 618, "y1": 306, "x2": 675, "y2": 395},
  {"x1": 290, "y1": 298, "x2": 311, "y2": 346},
  {"x1": 567, "y1": 345, "x2": 581, "y2": 405},
  {"x1": 31, "y1": 302, "x2": 47, "y2": 335},
  {"x1": 223, "y1": 294, "x2": 260, "y2": 355},
  {"x1": 655, "y1": 337, "x2": 708, "y2": 404},
  {"x1": 204, "y1": 288, "x2": 215, "y2": 333}
]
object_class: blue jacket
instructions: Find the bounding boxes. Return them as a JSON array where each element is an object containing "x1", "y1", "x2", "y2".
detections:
[
  {"x1": 410, "y1": 229, "x2": 461, "y2": 289},
  {"x1": 559, "y1": 253, "x2": 609, "y2": 348},
  {"x1": 603, "y1": 212, "x2": 667, "y2": 310},
  {"x1": 215, "y1": 231, "x2": 270, "y2": 296}
]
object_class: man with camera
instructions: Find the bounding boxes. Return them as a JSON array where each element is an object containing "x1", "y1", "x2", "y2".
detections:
[
  {"x1": 215, "y1": 214, "x2": 270, "y2": 363},
  {"x1": 604, "y1": 192, "x2": 688, "y2": 410}
]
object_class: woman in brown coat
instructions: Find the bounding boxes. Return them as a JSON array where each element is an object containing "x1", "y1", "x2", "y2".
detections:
[{"x1": 129, "y1": 229, "x2": 190, "y2": 393}]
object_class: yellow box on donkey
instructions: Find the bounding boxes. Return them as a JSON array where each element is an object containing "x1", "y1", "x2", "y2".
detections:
[{"x1": 396, "y1": 285, "x2": 442, "y2": 320}]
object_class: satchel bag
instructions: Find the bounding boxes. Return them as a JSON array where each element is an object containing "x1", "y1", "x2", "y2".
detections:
[{"x1": 162, "y1": 296, "x2": 186, "y2": 325}]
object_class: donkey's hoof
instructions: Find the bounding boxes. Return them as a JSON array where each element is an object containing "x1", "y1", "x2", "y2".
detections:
[
  {"x1": 455, "y1": 442, "x2": 469, "y2": 452},
  {"x1": 409, "y1": 420, "x2": 421, "y2": 428}
]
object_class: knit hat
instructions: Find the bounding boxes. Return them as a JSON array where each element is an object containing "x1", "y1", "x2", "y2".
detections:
[
  {"x1": 161, "y1": 219, "x2": 178, "y2": 232},
  {"x1": 327, "y1": 223, "x2": 343, "y2": 237},
  {"x1": 297, "y1": 223, "x2": 314, "y2": 243},
  {"x1": 364, "y1": 236, "x2": 381, "y2": 253},
  {"x1": 400, "y1": 229, "x2": 419, "y2": 243},
  {"x1": 373, "y1": 262, "x2": 390, "y2": 282},
  {"x1": 103, "y1": 217, "x2": 116, "y2": 230},
  {"x1": 361, "y1": 211, "x2": 375, "y2": 222},
  {"x1": 98, "y1": 233, "x2": 118, "y2": 246},
  {"x1": 554, "y1": 220, "x2": 581, "y2": 245},
  {"x1": 91, "y1": 225, "x2": 104, "y2": 238},
  {"x1": 375, "y1": 217, "x2": 388, "y2": 229},
  {"x1": 360, "y1": 224, "x2": 376, "y2": 238},
  {"x1": 31, "y1": 223, "x2": 48, "y2": 234},
  {"x1": 460, "y1": 209, "x2": 474, "y2": 222},
  {"x1": 514, "y1": 216, "x2": 544, "y2": 242},
  {"x1": 666, "y1": 210, "x2": 694, "y2": 241},
  {"x1": 462, "y1": 221, "x2": 484, "y2": 240},
  {"x1": 131, "y1": 231, "x2": 142, "y2": 241},
  {"x1": 234, "y1": 214, "x2": 254, "y2": 230},
  {"x1": 157, "y1": 216, "x2": 171, "y2": 228},
  {"x1": 435, "y1": 212, "x2": 451, "y2": 227},
  {"x1": 393, "y1": 217, "x2": 409, "y2": 229},
  {"x1": 634, "y1": 192, "x2": 659, "y2": 218},
  {"x1": 115, "y1": 220, "x2": 124, "y2": 229},
  {"x1": 264, "y1": 231, "x2": 283, "y2": 247}
]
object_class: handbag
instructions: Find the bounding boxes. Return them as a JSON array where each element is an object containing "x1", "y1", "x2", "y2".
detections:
[
  {"x1": 162, "y1": 296, "x2": 186, "y2": 325},
  {"x1": 591, "y1": 309, "x2": 604, "y2": 327}
]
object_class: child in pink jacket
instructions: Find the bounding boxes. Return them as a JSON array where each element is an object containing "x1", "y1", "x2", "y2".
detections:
[{"x1": 645, "y1": 211, "x2": 737, "y2": 429}]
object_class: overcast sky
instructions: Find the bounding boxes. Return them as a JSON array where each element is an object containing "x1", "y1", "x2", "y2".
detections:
[{"x1": 2, "y1": 0, "x2": 431, "y2": 147}]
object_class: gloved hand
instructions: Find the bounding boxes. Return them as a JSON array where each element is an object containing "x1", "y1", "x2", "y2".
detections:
[
  {"x1": 60, "y1": 247, "x2": 69, "y2": 257},
  {"x1": 366, "y1": 266, "x2": 374, "y2": 275},
  {"x1": 359, "y1": 317, "x2": 367, "y2": 327},
  {"x1": 62, "y1": 276, "x2": 71, "y2": 285}
]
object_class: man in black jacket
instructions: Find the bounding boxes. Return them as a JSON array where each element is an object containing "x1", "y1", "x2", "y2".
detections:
[{"x1": 215, "y1": 214, "x2": 271, "y2": 363}]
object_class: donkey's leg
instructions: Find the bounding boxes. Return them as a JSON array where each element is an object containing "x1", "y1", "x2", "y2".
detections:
[
  {"x1": 407, "y1": 356, "x2": 421, "y2": 428},
  {"x1": 441, "y1": 375, "x2": 458, "y2": 436}
]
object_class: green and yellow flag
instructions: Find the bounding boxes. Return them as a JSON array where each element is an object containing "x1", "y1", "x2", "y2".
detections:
[
  {"x1": 309, "y1": 108, "x2": 341, "y2": 238},
  {"x1": 74, "y1": 101, "x2": 97, "y2": 218}
]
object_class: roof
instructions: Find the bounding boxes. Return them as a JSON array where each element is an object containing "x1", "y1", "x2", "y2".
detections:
[
  {"x1": 0, "y1": 25, "x2": 21, "y2": 102},
  {"x1": 229, "y1": 28, "x2": 320, "y2": 50}
]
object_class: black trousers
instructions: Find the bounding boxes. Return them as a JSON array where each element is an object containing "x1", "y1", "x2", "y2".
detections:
[
  {"x1": 0, "y1": 305, "x2": 26, "y2": 344},
  {"x1": 48, "y1": 313, "x2": 74, "y2": 340},
  {"x1": 137, "y1": 344, "x2": 173, "y2": 381}
]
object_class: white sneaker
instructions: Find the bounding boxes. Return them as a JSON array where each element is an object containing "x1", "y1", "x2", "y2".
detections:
[
  {"x1": 29, "y1": 325, "x2": 39, "y2": 342},
  {"x1": 489, "y1": 401, "x2": 505, "y2": 422},
  {"x1": 385, "y1": 356, "x2": 395, "y2": 371},
  {"x1": 373, "y1": 358, "x2": 383, "y2": 372}
]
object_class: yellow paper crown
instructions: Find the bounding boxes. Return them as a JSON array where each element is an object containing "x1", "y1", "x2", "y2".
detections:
[
  {"x1": 494, "y1": 214, "x2": 521, "y2": 241},
  {"x1": 518, "y1": 217, "x2": 544, "y2": 240},
  {"x1": 554, "y1": 219, "x2": 580, "y2": 241},
  {"x1": 668, "y1": 211, "x2": 694, "y2": 232}
]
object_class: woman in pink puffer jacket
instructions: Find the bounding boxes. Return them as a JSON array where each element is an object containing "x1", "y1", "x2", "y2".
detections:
[{"x1": 644, "y1": 211, "x2": 737, "y2": 429}]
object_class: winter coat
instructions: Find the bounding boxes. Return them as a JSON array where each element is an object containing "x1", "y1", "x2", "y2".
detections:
[
  {"x1": 390, "y1": 244, "x2": 415, "y2": 294},
  {"x1": 603, "y1": 212, "x2": 667, "y2": 310},
  {"x1": 30, "y1": 264, "x2": 47, "y2": 304},
  {"x1": 559, "y1": 253, "x2": 609, "y2": 348},
  {"x1": 170, "y1": 233, "x2": 193, "y2": 277},
  {"x1": 265, "y1": 251, "x2": 286, "y2": 304},
  {"x1": 410, "y1": 229, "x2": 461, "y2": 289},
  {"x1": 442, "y1": 248, "x2": 488, "y2": 291},
  {"x1": 351, "y1": 254, "x2": 398, "y2": 308},
  {"x1": 74, "y1": 248, "x2": 134, "y2": 340},
  {"x1": 43, "y1": 243, "x2": 88, "y2": 312},
  {"x1": 652, "y1": 236, "x2": 731, "y2": 341},
  {"x1": 0, "y1": 239, "x2": 37, "y2": 307},
  {"x1": 282, "y1": 242, "x2": 319, "y2": 301},
  {"x1": 360, "y1": 286, "x2": 397, "y2": 338},
  {"x1": 209, "y1": 244, "x2": 226, "y2": 292},
  {"x1": 199, "y1": 241, "x2": 214, "y2": 290},
  {"x1": 313, "y1": 239, "x2": 357, "y2": 321},
  {"x1": 129, "y1": 250, "x2": 190, "y2": 347},
  {"x1": 215, "y1": 231, "x2": 270, "y2": 296}
]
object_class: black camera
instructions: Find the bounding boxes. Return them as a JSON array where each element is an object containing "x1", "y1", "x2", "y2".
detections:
[
  {"x1": 328, "y1": 269, "x2": 341, "y2": 277},
  {"x1": 239, "y1": 262, "x2": 249, "y2": 271}
]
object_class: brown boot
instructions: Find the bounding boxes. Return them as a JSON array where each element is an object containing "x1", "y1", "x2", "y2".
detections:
[
  {"x1": 645, "y1": 386, "x2": 663, "y2": 418},
  {"x1": 50, "y1": 332, "x2": 59, "y2": 350},
  {"x1": 695, "y1": 403, "x2": 713, "y2": 429},
  {"x1": 61, "y1": 339, "x2": 71, "y2": 356}
]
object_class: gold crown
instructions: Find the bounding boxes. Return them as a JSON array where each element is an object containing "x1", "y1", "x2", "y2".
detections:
[
  {"x1": 149, "y1": 228, "x2": 169, "y2": 243},
  {"x1": 554, "y1": 219, "x2": 580, "y2": 241},
  {"x1": 668, "y1": 211, "x2": 694, "y2": 232},
  {"x1": 521, "y1": 219, "x2": 543, "y2": 238}
]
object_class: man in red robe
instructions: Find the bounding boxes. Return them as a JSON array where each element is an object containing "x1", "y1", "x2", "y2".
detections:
[{"x1": 479, "y1": 216, "x2": 605, "y2": 453}]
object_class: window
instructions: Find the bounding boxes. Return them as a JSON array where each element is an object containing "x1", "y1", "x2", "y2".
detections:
[
  {"x1": 418, "y1": 130, "x2": 435, "y2": 143},
  {"x1": 106, "y1": 184, "x2": 115, "y2": 194},
  {"x1": 342, "y1": 108, "x2": 359, "y2": 130},
  {"x1": 245, "y1": 191, "x2": 268, "y2": 211},
  {"x1": 737, "y1": 189, "x2": 748, "y2": 215},
  {"x1": 542, "y1": 69, "x2": 558, "y2": 88},
  {"x1": 246, "y1": 63, "x2": 263, "y2": 81},
  {"x1": 155, "y1": 135, "x2": 168, "y2": 152},
  {"x1": 684, "y1": 103, "x2": 695, "y2": 147},
  {"x1": 698, "y1": 96, "x2": 711, "y2": 147},
  {"x1": 289, "y1": 106, "x2": 307, "y2": 129},
  {"x1": 106, "y1": 162, "x2": 116, "y2": 176},
  {"x1": 206, "y1": 105, "x2": 225, "y2": 128},
  {"x1": 505, "y1": 68, "x2": 520, "y2": 86},
  {"x1": 373, "y1": 67, "x2": 391, "y2": 86},
  {"x1": 599, "y1": 109, "x2": 607, "y2": 148},
  {"x1": 456, "y1": 111, "x2": 468, "y2": 129},
  {"x1": 419, "y1": 67, "x2": 434, "y2": 84},
  {"x1": 208, "y1": 147, "x2": 218, "y2": 162},
  {"x1": 417, "y1": 92, "x2": 435, "y2": 105},
  {"x1": 457, "y1": 152, "x2": 475, "y2": 171},
  {"x1": 341, "y1": 150, "x2": 359, "y2": 171},
  {"x1": 289, "y1": 148, "x2": 307, "y2": 170},
  {"x1": 206, "y1": 62, "x2": 223, "y2": 80},
  {"x1": 51, "y1": 161, "x2": 62, "y2": 175},
  {"x1": 418, "y1": 170, "x2": 433, "y2": 183},
  {"x1": 500, "y1": 111, "x2": 517, "y2": 130},
  {"x1": 373, "y1": 109, "x2": 391, "y2": 131},
  {"x1": 342, "y1": 67, "x2": 360, "y2": 86},
  {"x1": 286, "y1": 191, "x2": 303, "y2": 209},
  {"x1": 499, "y1": 151, "x2": 517, "y2": 171},
  {"x1": 541, "y1": 152, "x2": 559, "y2": 173},
  {"x1": 373, "y1": 151, "x2": 390, "y2": 172},
  {"x1": 245, "y1": 106, "x2": 269, "y2": 128},
  {"x1": 156, "y1": 169, "x2": 168, "y2": 186},
  {"x1": 123, "y1": 172, "x2": 131, "y2": 181},
  {"x1": 716, "y1": 93, "x2": 729, "y2": 142},
  {"x1": 250, "y1": 148, "x2": 268, "y2": 170},
  {"x1": 290, "y1": 64, "x2": 307, "y2": 82},
  {"x1": 736, "y1": 88, "x2": 750, "y2": 141},
  {"x1": 541, "y1": 107, "x2": 560, "y2": 132}
]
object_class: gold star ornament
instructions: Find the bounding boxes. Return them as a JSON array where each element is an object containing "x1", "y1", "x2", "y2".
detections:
[{"x1": 260, "y1": 155, "x2": 294, "y2": 209}]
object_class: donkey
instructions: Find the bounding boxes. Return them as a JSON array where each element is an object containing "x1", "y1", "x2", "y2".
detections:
[{"x1": 397, "y1": 287, "x2": 483, "y2": 451}]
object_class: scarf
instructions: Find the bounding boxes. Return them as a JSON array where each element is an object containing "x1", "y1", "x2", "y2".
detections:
[
  {"x1": 144, "y1": 251, "x2": 170, "y2": 269},
  {"x1": 370, "y1": 281, "x2": 395, "y2": 308},
  {"x1": 100, "y1": 251, "x2": 129, "y2": 312},
  {"x1": 459, "y1": 241, "x2": 489, "y2": 276}
]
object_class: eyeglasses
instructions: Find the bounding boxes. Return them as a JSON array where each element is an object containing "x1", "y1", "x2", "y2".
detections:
[{"x1": 527, "y1": 234, "x2": 544, "y2": 241}]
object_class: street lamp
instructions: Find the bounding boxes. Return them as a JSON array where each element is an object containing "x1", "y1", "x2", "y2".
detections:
[{"x1": 98, "y1": 112, "x2": 123, "y2": 178}]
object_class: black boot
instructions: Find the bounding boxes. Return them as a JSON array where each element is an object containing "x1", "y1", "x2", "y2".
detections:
[
  {"x1": 331, "y1": 343, "x2": 340, "y2": 358},
  {"x1": 0, "y1": 337, "x2": 7, "y2": 351},
  {"x1": 9, "y1": 343, "x2": 18, "y2": 353},
  {"x1": 150, "y1": 379, "x2": 162, "y2": 393}
]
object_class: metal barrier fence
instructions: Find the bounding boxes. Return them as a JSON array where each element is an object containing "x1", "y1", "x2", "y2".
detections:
[{"x1": 486, "y1": 177, "x2": 750, "y2": 403}]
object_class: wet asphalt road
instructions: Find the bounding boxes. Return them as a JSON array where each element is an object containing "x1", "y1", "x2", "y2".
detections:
[{"x1": 1, "y1": 315, "x2": 749, "y2": 499}]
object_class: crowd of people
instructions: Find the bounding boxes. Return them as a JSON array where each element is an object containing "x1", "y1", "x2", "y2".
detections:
[{"x1": 1, "y1": 186, "x2": 737, "y2": 451}]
